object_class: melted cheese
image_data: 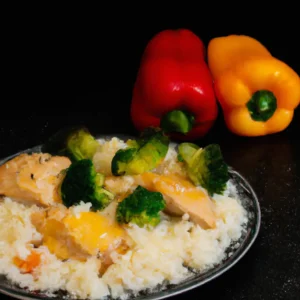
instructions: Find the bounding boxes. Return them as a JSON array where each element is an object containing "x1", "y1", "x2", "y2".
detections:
[
  {"x1": 64, "y1": 212, "x2": 125, "y2": 254},
  {"x1": 32, "y1": 210, "x2": 126, "y2": 261}
]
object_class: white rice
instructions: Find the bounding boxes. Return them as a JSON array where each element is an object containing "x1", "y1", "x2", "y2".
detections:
[{"x1": 0, "y1": 138, "x2": 248, "y2": 299}]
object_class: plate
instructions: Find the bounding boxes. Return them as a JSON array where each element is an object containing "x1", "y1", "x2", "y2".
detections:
[{"x1": 0, "y1": 134, "x2": 261, "y2": 300}]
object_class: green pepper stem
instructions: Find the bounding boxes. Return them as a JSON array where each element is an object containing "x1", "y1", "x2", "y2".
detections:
[
  {"x1": 246, "y1": 90, "x2": 277, "y2": 122},
  {"x1": 160, "y1": 110, "x2": 195, "y2": 134}
]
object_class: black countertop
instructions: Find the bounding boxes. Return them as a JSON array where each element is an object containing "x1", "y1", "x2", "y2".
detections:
[{"x1": 0, "y1": 101, "x2": 299, "y2": 300}]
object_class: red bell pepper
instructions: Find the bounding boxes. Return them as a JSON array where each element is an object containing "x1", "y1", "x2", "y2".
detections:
[{"x1": 130, "y1": 29, "x2": 218, "y2": 141}]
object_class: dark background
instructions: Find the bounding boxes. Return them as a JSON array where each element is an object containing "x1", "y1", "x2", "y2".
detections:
[{"x1": 2, "y1": 10, "x2": 300, "y2": 300}]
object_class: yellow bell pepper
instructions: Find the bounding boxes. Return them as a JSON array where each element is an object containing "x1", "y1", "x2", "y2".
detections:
[{"x1": 208, "y1": 35, "x2": 300, "y2": 136}]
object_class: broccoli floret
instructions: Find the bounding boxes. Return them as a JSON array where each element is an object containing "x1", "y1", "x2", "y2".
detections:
[
  {"x1": 177, "y1": 142, "x2": 200, "y2": 164},
  {"x1": 42, "y1": 126, "x2": 99, "y2": 162},
  {"x1": 60, "y1": 159, "x2": 114, "y2": 210},
  {"x1": 116, "y1": 185, "x2": 166, "y2": 228},
  {"x1": 178, "y1": 143, "x2": 229, "y2": 196},
  {"x1": 111, "y1": 127, "x2": 169, "y2": 176},
  {"x1": 111, "y1": 148, "x2": 138, "y2": 176}
]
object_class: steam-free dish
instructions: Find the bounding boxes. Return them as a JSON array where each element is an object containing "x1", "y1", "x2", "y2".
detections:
[{"x1": 0, "y1": 127, "x2": 253, "y2": 300}]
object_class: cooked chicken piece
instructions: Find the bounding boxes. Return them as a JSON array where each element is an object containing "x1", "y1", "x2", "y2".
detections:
[
  {"x1": 134, "y1": 173, "x2": 217, "y2": 229},
  {"x1": 0, "y1": 153, "x2": 71, "y2": 206},
  {"x1": 104, "y1": 172, "x2": 217, "y2": 229},
  {"x1": 93, "y1": 138, "x2": 128, "y2": 176},
  {"x1": 31, "y1": 207, "x2": 128, "y2": 263},
  {"x1": 104, "y1": 175, "x2": 136, "y2": 201}
]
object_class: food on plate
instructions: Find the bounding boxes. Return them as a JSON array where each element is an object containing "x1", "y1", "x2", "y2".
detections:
[
  {"x1": 208, "y1": 34, "x2": 300, "y2": 136},
  {"x1": 60, "y1": 159, "x2": 114, "y2": 210},
  {"x1": 31, "y1": 207, "x2": 126, "y2": 263},
  {"x1": 0, "y1": 151, "x2": 113, "y2": 211},
  {"x1": 13, "y1": 249, "x2": 41, "y2": 274},
  {"x1": 0, "y1": 126, "x2": 249, "y2": 299},
  {"x1": 0, "y1": 153, "x2": 71, "y2": 206},
  {"x1": 111, "y1": 127, "x2": 169, "y2": 176},
  {"x1": 116, "y1": 185, "x2": 166, "y2": 228},
  {"x1": 134, "y1": 173, "x2": 216, "y2": 229},
  {"x1": 178, "y1": 143, "x2": 229, "y2": 196},
  {"x1": 42, "y1": 126, "x2": 99, "y2": 162},
  {"x1": 130, "y1": 29, "x2": 218, "y2": 141}
]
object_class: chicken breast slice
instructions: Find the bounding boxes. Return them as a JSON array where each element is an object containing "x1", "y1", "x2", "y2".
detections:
[
  {"x1": 31, "y1": 207, "x2": 128, "y2": 264},
  {"x1": 104, "y1": 173, "x2": 217, "y2": 229},
  {"x1": 0, "y1": 153, "x2": 71, "y2": 206}
]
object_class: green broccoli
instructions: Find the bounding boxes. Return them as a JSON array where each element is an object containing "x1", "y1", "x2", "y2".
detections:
[
  {"x1": 177, "y1": 142, "x2": 200, "y2": 164},
  {"x1": 111, "y1": 148, "x2": 138, "y2": 176},
  {"x1": 111, "y1": 127, "x2": 169, "y2": 176},
  {"x1": 42, "y1": 126, "x2": 99, "y2": 162},
  {"x1": 60, "y1": 159, "x2": 114, "y2": 210},
  {"x1": 178, "y1": 143, "x2": 229, "y2": 196},
  {"x1": 116, "y1": 185, "x2": 166, "y2": 228}
]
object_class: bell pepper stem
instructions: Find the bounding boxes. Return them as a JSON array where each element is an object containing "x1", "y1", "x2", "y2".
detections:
[
  {"x1": 247, "y1": 90, "x2": 277, "y2": 122},
  {"x1": 160, "y1": 110, "x2": 195, "y2": 134}
]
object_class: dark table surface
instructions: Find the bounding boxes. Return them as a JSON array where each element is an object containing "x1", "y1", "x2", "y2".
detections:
[{"x1": 0, "y1": 98, "x2": 299, "y2": 300}]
